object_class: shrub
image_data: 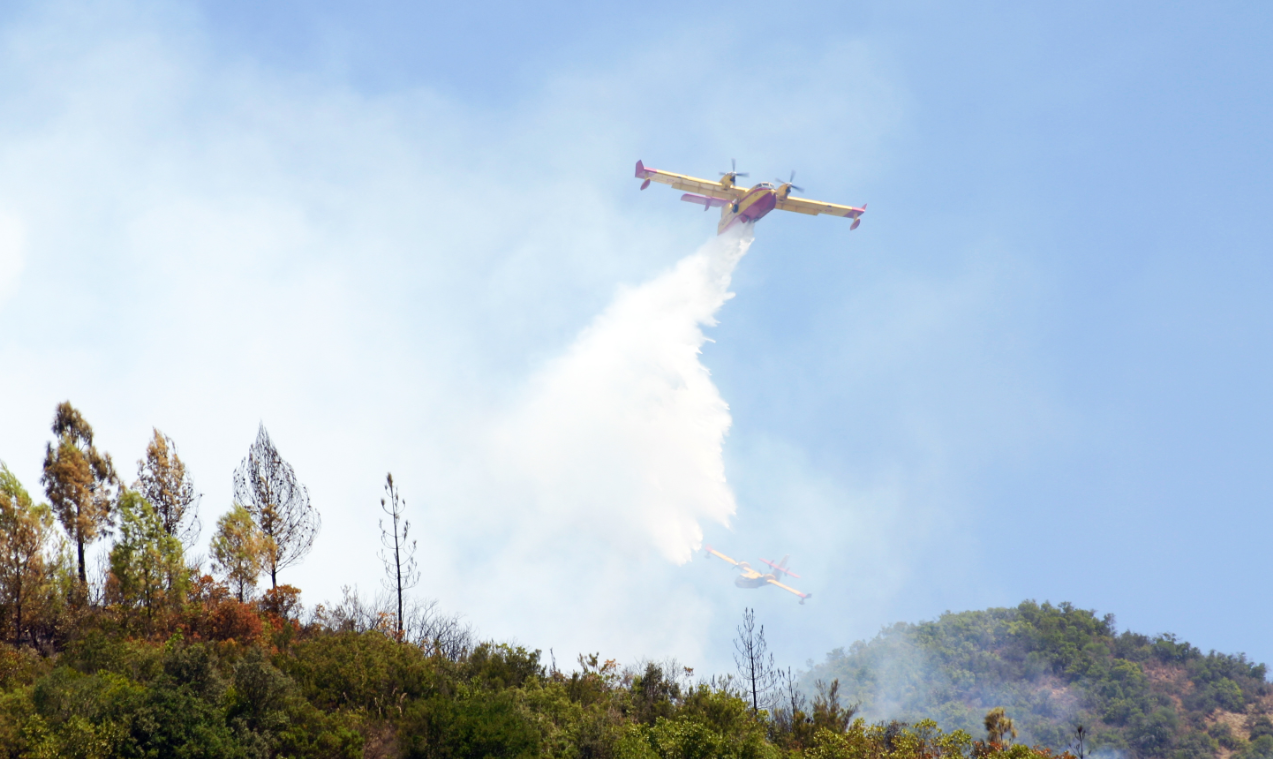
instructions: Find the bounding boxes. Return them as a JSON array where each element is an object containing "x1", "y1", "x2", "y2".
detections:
[{"x1": 206, "y1": 600, "x2": 263, "y2": 643}]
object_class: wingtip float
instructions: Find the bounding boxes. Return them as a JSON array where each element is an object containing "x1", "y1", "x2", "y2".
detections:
[
  {"x1": 704, "y1": 546, "x2": 812, "y2": 605},
  {"x1": 636, "y1": 159, "x2": 866, "y2": 235}
]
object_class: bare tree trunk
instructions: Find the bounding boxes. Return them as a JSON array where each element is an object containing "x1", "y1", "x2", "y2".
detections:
[
  {"x1": 734, "y1": 607, "x2": 776, "y2": 713},
  {"x1": 380, "y1": 474, "x2": 418, "y2": 640},
  {"x1": 13, "y1": 589, "x2": 22, "y2": 647},
  {"x1": 76, "y1": 533, "x2": 86, "y2": 588},
  {"x1": 393, "y1": 514, "x2": 402, "y2": 637}
]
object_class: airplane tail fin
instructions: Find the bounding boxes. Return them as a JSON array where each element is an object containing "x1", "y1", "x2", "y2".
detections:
[{"x1": 636, "y1": 160, "x2": 652, "y2": 190}]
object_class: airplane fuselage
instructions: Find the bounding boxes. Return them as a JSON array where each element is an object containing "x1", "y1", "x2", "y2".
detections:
[
  {"x1": 734, "y1": 575, "x2": 774, "y2": 589},
  {"x1": 717, "y1": 184, "x2": 783, "y2": 234},
  {"x1": 732, "y1": 562, "x2": 780, "y2": 590}
]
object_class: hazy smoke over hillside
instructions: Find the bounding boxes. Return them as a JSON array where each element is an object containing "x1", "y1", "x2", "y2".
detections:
[{"x1": 497, "y1": 227, "x2": 754, "y2": 564}]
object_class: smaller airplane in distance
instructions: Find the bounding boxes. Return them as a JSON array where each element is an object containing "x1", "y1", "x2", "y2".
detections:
[
  {"x1": 635, "y1": 158, "x2": 866, "y2": 235},
  {"x1": 704, "y1": 545, "x2": 812, "y2": 604}
]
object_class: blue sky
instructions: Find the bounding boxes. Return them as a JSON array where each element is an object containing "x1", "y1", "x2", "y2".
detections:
[{"x1": 1, "y1": 0, "x2": 1271, "y2": 676}]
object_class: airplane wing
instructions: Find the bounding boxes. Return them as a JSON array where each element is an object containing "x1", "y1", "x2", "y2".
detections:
[
  {"x1": 705, "y1": 545, "x2": 763, "y2": 578},
  {"x1": 765, "y1": 577, "x2": 812, "y2": 602},
  {"x1": 704, "y1": 545, "x2": 742, "y2": 566},
  {"x1": 776, "y1": 196, "x2": 867, "y2": 227},
  {"x1": 636, "y1": 161, "x2": 745, "y2": 201}
]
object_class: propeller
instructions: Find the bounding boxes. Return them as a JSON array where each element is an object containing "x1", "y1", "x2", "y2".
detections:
[
  {"x1": 719, "y1": 158, "x2": 749, "y2": 180},
  {"x1": 775, "y1": 171, "x2": 804, "y2": 193}
]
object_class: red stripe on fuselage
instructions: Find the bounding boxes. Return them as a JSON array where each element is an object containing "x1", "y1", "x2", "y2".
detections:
[{"x1": 719, "y1": 187, "x2": 778, "y2": 234}]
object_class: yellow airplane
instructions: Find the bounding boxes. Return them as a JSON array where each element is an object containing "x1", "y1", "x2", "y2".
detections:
[
  {"x1": 636, "y1": 159, "x2": 866, "y2": 235},
  {"x1": 704, "y1": 545, "x2": 812, "y2": 604}
]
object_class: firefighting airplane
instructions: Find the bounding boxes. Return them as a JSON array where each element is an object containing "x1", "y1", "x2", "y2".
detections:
[
  {"x1": 635, "y1": 159, "x2": 866, "y2": 235},
  {"x1": 704, "y1": 545, "x2": 812, "y2": 604}
]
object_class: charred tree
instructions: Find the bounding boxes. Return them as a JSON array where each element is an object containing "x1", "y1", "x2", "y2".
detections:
[
  {"x1": 379, "y1": 473, "x2": 420, "y2": 639},
  {"x1": 40, "y1": 402, "x2": 117, "y2": 590},
  {"x1": 232, "y1": 424, "x2": 320, "y2": 589},
  {"x1": 0, "y1": 464, "x2": 54, "y2": 645},
  {"x1": 136, "y1": 428, "x2": 201, "y2": 546},
  {"x1": 734, "y1": 607, "x2": 778, "y2": 713}
]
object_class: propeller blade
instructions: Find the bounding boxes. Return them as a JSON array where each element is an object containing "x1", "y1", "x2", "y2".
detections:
[
  {"x1": 775, "y1": 172, "x2": 802, "y2": 193},
  {"x1": 720, "y1": 159, "x2": 746, "y2": 179}
]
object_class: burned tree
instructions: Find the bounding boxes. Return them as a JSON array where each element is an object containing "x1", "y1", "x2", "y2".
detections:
[
  {"x1": 734, "y1": 607, "x2": 778, "y2": 713},
  {"x1": 0, "y1": 464, "x2": 55, "y2": 645},
  {"x1": 1071, "y1": 725, "x2": 1089, "y2": 759},
  {"x1": 135, "y1": 428, "x2": 201, "y2": 546},
  {"x1": 232, "y1": 424, "x2": 320, "y2": 589},
  {"x1": 41, "y1": 402, "x2": 118, "y2": 589},
  {"x1": 379, "y1": 473, "x2": 419, "y2": 639}
]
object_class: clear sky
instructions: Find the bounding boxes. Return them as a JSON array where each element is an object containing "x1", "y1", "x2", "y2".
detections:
[{"x1": 1, "y1": 1, "x2": 1271, "y2": 677}]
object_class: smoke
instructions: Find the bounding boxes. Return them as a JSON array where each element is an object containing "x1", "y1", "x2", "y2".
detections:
[
  {"x1": 494, "y1": 226, "x2": 754, "y2": 565},
  {"x1": 803, "y1": 628, "x2": 1084, "y2": 749}
]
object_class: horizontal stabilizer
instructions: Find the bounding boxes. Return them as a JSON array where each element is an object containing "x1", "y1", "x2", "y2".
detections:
[
  {"x1": 761, "y1": 557, "x2": 801, "y2": 579},
  {"x1": 680, "y1": 193, "x2": 729, "y2": 209}
]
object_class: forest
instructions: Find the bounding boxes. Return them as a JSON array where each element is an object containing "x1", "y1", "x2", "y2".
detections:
[
  {"x1": 1, "y1": 402, "x2": 1269, "y2": 758},
  {"x1": 804, "y1": 602, "x2": 1273, "y2": 759}
]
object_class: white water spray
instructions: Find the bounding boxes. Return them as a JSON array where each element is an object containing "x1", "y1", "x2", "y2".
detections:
[{"x1": 499, "y1": 227, "x2": 754, "y2": 564}]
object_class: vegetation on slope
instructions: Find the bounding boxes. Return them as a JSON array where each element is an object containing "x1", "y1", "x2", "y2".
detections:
[
  {"x1": 803, "y1": 601, "x2": 1273, "y2": 759},
  {"x1": 4, "y1": 402, "x2": 1270, "y2": 757},
  {"x1": 0, "y1": 592, "x2": 1069, "y2": 759}
]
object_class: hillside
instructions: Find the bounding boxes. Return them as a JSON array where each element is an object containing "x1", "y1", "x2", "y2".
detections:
[
  {"x1": 0, "y1": 589, "x2": 1268, "y2": 757},
  {"x1": 803, "y1": 601, "x2": 1273, "y2": 759},
  {"x1": 3, "y1": 418, "x2": 1269, "y2": 758}
]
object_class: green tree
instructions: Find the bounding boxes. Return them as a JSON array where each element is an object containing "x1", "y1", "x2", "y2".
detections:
[
  {"x1": 233, "y1": 424, "x2": 320, "y2": 589},
  {"x1": 40, "y1": 402, "x2": 118, "y2": 590},
  {"x1": 1240, "y1": 736, "x2": 1273, "y2": 759},
  {"x1": 210, "y1": 504, "x2": 270, "y2": 602},
  {"x1": 134, "y1": 428, "x2": 201, "y2": 547},
  {"x1": 0, "y1": 463, "x2": 56, "y2": 645},
  {"x1": 109, "y1": 491, "x2": 187, "y2": 618},
  {"x1": 399, "y1": 689, "x2": 541, "y2": 759},
  {"x1": 985, "y1": 707, "x2": 1018, "y2": 745}
]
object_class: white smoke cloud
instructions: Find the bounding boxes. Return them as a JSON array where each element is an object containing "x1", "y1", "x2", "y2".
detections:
[
  {"x1": 0, "y1": 0, "x2": 926, "y2": 669},
  {"x1": 495, "y1": 228, "x2": 752, "y2": 565}
]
